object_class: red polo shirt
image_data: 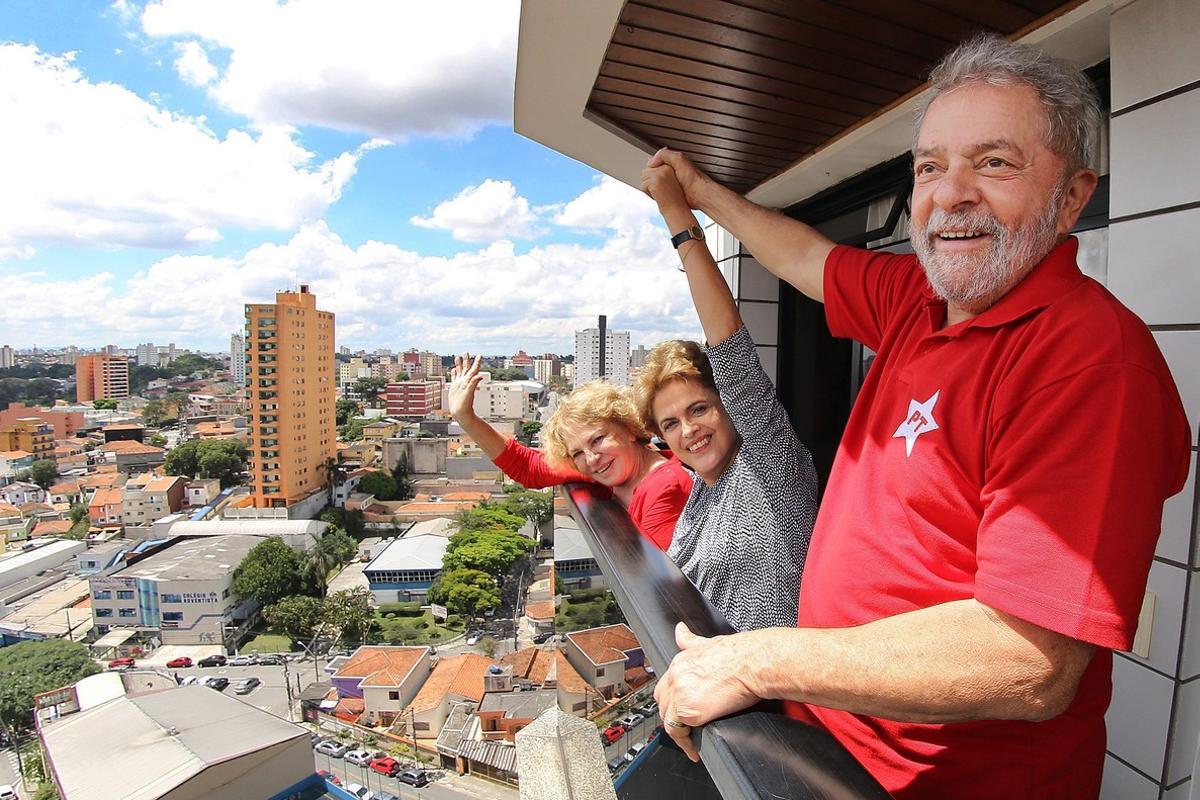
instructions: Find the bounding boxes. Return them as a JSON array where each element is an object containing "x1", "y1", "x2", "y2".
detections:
[{"x1": 789, "y1": 238, "x2": 1191, "y2": 799}]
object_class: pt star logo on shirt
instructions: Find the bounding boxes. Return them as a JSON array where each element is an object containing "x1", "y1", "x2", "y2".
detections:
[{"x1": 893, "y1": 390, "x2": 941, "y2": 457}]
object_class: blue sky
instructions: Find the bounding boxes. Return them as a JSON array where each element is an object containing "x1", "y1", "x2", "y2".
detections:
[{"x1": 0, "y1": 0, "x2": 700, "y2": 354}]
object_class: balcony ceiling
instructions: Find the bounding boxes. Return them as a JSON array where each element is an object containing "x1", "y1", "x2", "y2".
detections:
[
  {"x1": 585, "y1": 0, "x2": 1086, "y2": 195},
  {"x1": 515, "y1": 0, "x2": 1109, "y2": 207}
]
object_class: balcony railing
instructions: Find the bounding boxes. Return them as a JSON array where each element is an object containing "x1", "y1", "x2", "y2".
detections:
[{"x1": 564, "y1": 483, "x2": 890, "y2": 800}]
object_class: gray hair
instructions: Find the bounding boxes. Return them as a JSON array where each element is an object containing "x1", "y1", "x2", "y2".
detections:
[{"x1": 913, "y1": 33, "x2": 1102, "y2": 176}]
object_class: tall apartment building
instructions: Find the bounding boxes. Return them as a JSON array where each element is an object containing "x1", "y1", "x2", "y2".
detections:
[
  {"x1": 245, "y1": 285, "x2": 336, "y2": 509},
  {"x1": 230, "y1": 333, "x2": 245, "y2": 386},
  {"x1": 0, "y1": 418, "x2": 55, "y2": 461},
  {"x1": 385, "y1": 380, "x2": 441, "y2": 419},
  {"x1": 0, "y1": 345, "x2": 13, "y2": 369},
  {"x1": 573, "y1": 315, "x2": 630, "y2": 386},
  {"x1": 419, "y1": 351, "x2": 443, "y2": 378},
  {"x1": 135, "y1": 343, "x2": 157, "y2": 367},
  {"x1": 339, "y1": 357, "x2": 370, "y2": 388},
  {"x1": 630, "y1": 345, "x2": 651, "y2": 370},
  {"x1": 75, "y1": 354, "x2": 130, "y2": 401},
  {"x1": 533, "y1": 357, "x2": 558, "y2": 385}
]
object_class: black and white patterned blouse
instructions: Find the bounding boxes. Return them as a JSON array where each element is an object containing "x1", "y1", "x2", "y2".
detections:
[{"x1": 667, "y1": 325, "x2": 817, "y2": 632}]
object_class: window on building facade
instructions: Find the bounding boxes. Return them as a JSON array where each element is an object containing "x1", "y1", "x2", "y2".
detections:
[
  {"x1": 118, "y1": 608, "x2": 137, "y2": 617},
  {"x1": 117, "y1": 590, "x2": 134, "y2": 600},
  {"x1": 95, "y1": 608, "x2": 112, "y2": 617},
  {"x1": 388, "y1": 691, "x2": 399, "y2": 701},
  {"x1": 93, "y1": 590, "x2": 111, "y2": 600},
  {"x1": 161, "y1": 593, "x2": 182, "y2": 603},
  {"x1": 162, "y1": 611, "x2": 184, "y2": 622}
]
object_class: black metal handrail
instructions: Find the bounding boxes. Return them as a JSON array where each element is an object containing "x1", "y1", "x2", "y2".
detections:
[{"x1": 564, "y1": 482, "x2": 891, "y2": 800}]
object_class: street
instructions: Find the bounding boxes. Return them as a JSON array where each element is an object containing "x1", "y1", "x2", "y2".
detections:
[
  {"x1": 601, "y1": 709, "x2": 661, "y2": 765},
  {"x1": 313, "y1": 750, "x2": 516, "y2": 800}
]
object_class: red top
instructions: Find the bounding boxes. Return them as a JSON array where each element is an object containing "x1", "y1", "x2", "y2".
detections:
[
  {"x1": 788, "y1": 238, "x2": 1191, "y2": 800},
  {"x1": 491, "y1": 438, "x2": 691, "y2": 550}
]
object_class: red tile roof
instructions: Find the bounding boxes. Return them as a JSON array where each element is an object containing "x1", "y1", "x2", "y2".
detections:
[
  {"x1": 334, "y1": 646, "x2": 427, "y2": 689},
  {"x1": 407, "y1": 653, "x2": 497, "y2": 713},
  {"x1": 566, "y1": 624, "x2": 640, "y2": 666},
  {"x1": 101, "y1": 440, "x2": 163, "y2": 455}
]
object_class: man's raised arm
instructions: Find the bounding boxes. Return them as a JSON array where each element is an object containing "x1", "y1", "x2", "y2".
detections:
[{"x1": 650, "y1": 148, "x2": 836, "y2": 303}]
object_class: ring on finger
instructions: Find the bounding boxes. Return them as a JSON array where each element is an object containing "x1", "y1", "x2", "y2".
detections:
[{"x1": 663, "y1": 717, "x2": 689, "y2": 729}]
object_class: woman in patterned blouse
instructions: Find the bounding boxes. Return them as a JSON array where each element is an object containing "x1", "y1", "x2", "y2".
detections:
[{"x1": 638, "y1": 154, "x2": 819, "y2": 633}]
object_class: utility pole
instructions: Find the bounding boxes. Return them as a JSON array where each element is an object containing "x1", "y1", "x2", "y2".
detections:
[{"x1": 281, "y1": 658, "x2": 295, "y2": 722}]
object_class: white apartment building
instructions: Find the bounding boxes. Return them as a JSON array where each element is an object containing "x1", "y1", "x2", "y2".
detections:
[
  {"x1": 134, "y1": 343, "x2": 157, "y2": 367},
  {"x1": 0, "y1": 345, "x2": 13, "y2": 369},
  {"x1": 533, "y1": 358, "x2": 556, "y2": 385},
  {"x1": 89, "y1": 534, "x2": 261, "y2": 645},
  {"x1": 630, "y1": 345, "x2": 651, "y2": 370},
  {"x1": 230, "y1": 333, "x2": 245, "y2": 386},
  {"x1": 573, "y1": 316, "x2": 630, "y2": 387},
  {"x1": 471, "y1": 378, "x2": 540, "y2": 421}
]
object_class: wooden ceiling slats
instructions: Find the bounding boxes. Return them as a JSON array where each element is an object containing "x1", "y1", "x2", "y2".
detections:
[
  {"x1": 594, "y1": 75, "x2": 846, "y2": 138},
  {"x1": 729, "y1": 0, "x2": 958, "y2": 58},
  {"x1": 586, "y1": 1, "x2": 1077, "y2": 193},
  {"x1": 917, "y1": 0, "x2": 1039, "y2": 31},
  {"x1": 618, "y1": 123, "x2": 799, "y2": 164},
  {"x1": 623, "y1": 1, "x2": 928, "y2": 86},
  {"x1": 589, "y1": 88, "x2": 831, "y2": 145},
  {"x1": 610, "y1": 26, "x2": 901, "y2": 106},
  {"x1": 599, "y1": 62, "x2": 858, "y2": 130},
  {"x1": 590, "y1": 103, "x2": 809, "y2": 151},
  {"x1": 605, "y1": 43, "x2": 878, "y2": 118}
]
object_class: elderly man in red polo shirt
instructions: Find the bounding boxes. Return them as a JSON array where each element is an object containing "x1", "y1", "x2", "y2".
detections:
[{"x1": 646, "y1": 33, "x2": 1191, "y2": 800}]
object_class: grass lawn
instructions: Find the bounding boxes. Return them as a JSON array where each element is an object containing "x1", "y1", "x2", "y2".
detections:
[
  {"x1": 240, "y1": 629, "x2": 293, "y2": 654},
  {"x1": 375, "y1": 608, "x2": 464, "y2": 646},
  {"x1": 556, "y1": 589, "x2": 626, "y2": 632}
]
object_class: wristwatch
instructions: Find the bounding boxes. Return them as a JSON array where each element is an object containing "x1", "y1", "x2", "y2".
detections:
[{"x1": 671, "y1": 224, "x2": 705, "y2": 249}]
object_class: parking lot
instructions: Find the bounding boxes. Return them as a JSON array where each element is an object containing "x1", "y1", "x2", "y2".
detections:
[
  {"x1": 601, "y1": 703, "x2": 662, "y2": 774},
  {"x1": 167, "y1": 658, "x2": 300, "y2": 720}
]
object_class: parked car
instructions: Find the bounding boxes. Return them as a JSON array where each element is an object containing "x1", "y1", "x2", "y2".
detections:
[
  {"x1": 179, "y1": 676, "x2": 200, "y2": 687},
  {"x1": 633, "y1": 700, "x2": 658, "y2": 718},
  {"x1": 0, "y1": 784, "x2": 18, "y2": 800},
  {"x1": 315, "y1": 769, "x2": 340, "y2": 787},
  {"x1": 310, "y1": 733, "x2": 322, "y2": 747},
  {"x1": 370, "y1": 793, "x2": 399, "y2": 800},
  {"x1": 601, "y1": 724, "x2": 626, "y2": 744},
  {"x1": 197, "y1": 654, "x2": 226, "y2": 668},
  {"x1": 256, "y1": 654, "x2": 284, "y2": 665},
  {"x1": 623, "y1": 742, "x2": 647, "y2": 763},
  {"x1": 617, "y1": 713, "x2": 642, "y2": 728},
  {"x1": 228, "y1": 654, "x2": 257, "y2": 666},
  {"x1": 343, "y1": 783, "x2": 368, "y2": 799},
  {"x1": 315, "y1": 740, "x2": 350, "y2": 758},
  {"x1": 465, "y1": 633, "x2": 480, "y2": 646},
  {"x1": 165, "y1": 656, "x2": 192, "y2": 668},
  {"x1": 344, "y1": 749, "x2": 375, "y2": 766},
  {"x1": 369, "y1": 756, "x2": 400, "y2": 777},
  {"x1": 532, "y1": 631, "x2": 555, "y2": 644},
  {"x1": 233, "y1": 677, "x2": 261, "y2": 695},
  {"x1": 107, "y1": 656, "x2": 134, "y2": 668},
  {"x1": 396, "y1": 769, "x2": 430, "y2": 788},
  {"x1": 203, "y1": 677, "x2": 229, "y2": 691},
  {"x1": 607, "y1": 756, "x2": 625, "y2": 773}
]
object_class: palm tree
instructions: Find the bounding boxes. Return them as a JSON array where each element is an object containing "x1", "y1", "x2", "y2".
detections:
[
  {"x1": 317, "y1": 456, "x2": 347, "y2": 506},
  {"x1": 304, "y1": 532, "x2": 342, "y2": 599}
]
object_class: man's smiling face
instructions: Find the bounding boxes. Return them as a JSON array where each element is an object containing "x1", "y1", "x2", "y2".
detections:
[{"x1": 910, "y1": 82, "x2": 1082, "y2": 316}]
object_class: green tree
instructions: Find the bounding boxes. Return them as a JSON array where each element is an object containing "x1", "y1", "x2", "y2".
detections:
[
  {"x1": 22, "y1": 378, "x2": 59, "y2": 407},
  {"x1": 28, "y1": 459, "x2": 58, "y2": 490},
  {"x1": 147, "y1": 433, "x2": 166, "y2": 447},
  {"x1": 142, "y1": 398, "x2": 175, "y2": 427},
  {"x1": 358, "y1": 470, "x2": 397, "y2": 501},
  {"x1": 335, "y1": 397, "x2": 361, "y2": 427},
  {"x1": 501, "y1": 487, "x2": 553, "y2": 529},
  {"x1": 232, "y1": 538, "x2": 305, "y2": 606},
  {"x1": 263, "y1": 595, "x2": 326, "y2": 642},
  {"x1": 339, "y1": 417, "x2": 368, "y2": 441},
  {"x1": 443, "y1": 533, "x2": 534, "y2": 578},
  {"x1": 428, "y1": 568, "x2": 501, "y2": 617},
  {"x1": 519, "y1": 420, "x2": 542, "y2": 445},
  {"x1": 323, "y1": 587, "x2": 376, "y2": 645},
  {"x1": 92, "y1": 398, "x2": 118, "y2": 410},
  {"x1": 165, "y1": 439, "x2": 247, "y2": 487},
  {"x1": 390, "y1": 451, "x2": 414, "y2": 501},
  {"x1": 352, "y1": 377, "x2": 388, "y2": 407},
  {"x1": 31, "y1": 782, "x2": 60, "y2": 800},
  {"x1": 68, "y1": 503, "x2": 88, "y2": 524},
  {"x1": 453, "y1": 504, "x2": 525, "y2": 535},
  {"x1": 0, "y1": 639, "x2": 100, "y2": 732},
  {"x1": 303, "y1": 527, "x2": 356, "y2": 598}
]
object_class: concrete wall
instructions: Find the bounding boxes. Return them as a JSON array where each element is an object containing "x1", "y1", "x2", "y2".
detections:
[
  {"x1": 1100, "y1": 1, "x2": 1200, "y2": 797},
  {"x1": 159, "y1": 736, "x2": 315, "y2": 800},
  {"x1": 381, "y1": 437, "x2": 447, "y2": 476}
]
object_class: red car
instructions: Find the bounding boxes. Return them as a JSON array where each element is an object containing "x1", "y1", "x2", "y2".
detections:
[
  {"x1": 601, "y1": 724, "x2": 626, "y2": 744},
  {"x1": 107, "y1": 656, "x2": 134, "y2": 668},
  {"x1": 316, "y1": 769, "x2": 341, "y2": 787},
  {"x1": 369, "y1": 756, "x2": 400, "y2": 777},
  {"x1": 166, "y1": 657, "x2": 193, "y2": 668}
]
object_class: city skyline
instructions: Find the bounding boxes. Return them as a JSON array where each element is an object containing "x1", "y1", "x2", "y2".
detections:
[{"x1": 0, "y1": 1, "x2": 704, "y2": 354}]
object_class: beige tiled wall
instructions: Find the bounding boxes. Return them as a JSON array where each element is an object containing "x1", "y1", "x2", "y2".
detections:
[{"x1": 1102, "y1": 0, "x2": 1200, "y2": 796}]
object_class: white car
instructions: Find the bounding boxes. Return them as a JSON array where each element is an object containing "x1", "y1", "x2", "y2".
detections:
[
  {"x1": 179, "y1": 676, "x2": 200, "y2": 686},
  {"x1": 343, "y1": 784, "x2": 368, "y2": 800},
  {"x1": 228, "y1": 654, "x2": 257, "y2": 666},
  {"x1": 466, "y1": 634, "x2": 480, "y2": 646},
  {"x1": 0, "y1": 784, "x2": 17, "y2": 800},
  {"x1": 623, "y1": 742, "x2": 646, "y2": 763},
  {"x1": 344, "y1": 749, "x2": 373, "y2": 766}
]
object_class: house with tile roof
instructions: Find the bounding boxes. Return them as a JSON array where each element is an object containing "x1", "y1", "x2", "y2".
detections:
[
  {"x1": 0, "y1": 502, "x2": 35, "y2": 548},
  {"x1": 0, "y1": 449, "x2": 35, "y2": 480},
  {"x1": 99, "y1": 439, "x2": 164, "y2": 472},
  {"x1": 87, "y1": 487, "x2": 124, "y2": 529},
  {"x1": 330, "y1": 645, "x2": 432, "y2": 727},
  {"x1": 48, "y1": 480, "x2": 83, "y2": 505},
  {"x1": 500, "y1": 646, "x2": 597, "y2": 718},
  {"x1": 1, "y1": 481, "x2": 47, "y2": 507},
  {"x1": 563, "y1": 623, "x2": 645, "y2": 701},
  {"x1": 401, "y1": 652, "x2": 497, "y2": 740},
  {"x1": 121, "y1": 475, "x2": 185, "y2": 527}
]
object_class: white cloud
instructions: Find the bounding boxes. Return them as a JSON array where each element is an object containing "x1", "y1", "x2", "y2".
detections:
[
  {"x1": 411, "y1": 180, "x2": 542, "y2": 242},
  {"x1": 0, "y1": 212, "x2": 701, "y2": 353},
  {"x1": 0, "y1": 43, "x2": 367, "y2": 257},
  {"x1": 173, "y1": 40, "x2": 216, "y2": 86},
  {"x1": 140, "y1": 0, "x2": 518, "y2": 139},
  {"x1": 554, "y1": 176, "x2": 663, "y2": 234}
]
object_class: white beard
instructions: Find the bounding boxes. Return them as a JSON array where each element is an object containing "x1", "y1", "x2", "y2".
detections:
[{"x1": 912, "y1": 187, "x2": 1064, "y2": 312}]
